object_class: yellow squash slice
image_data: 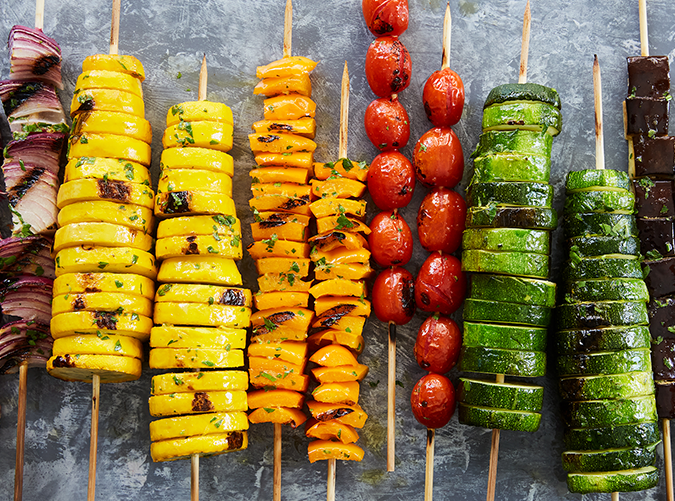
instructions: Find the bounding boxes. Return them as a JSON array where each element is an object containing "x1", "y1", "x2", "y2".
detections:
[
  {"x1": 53, "y1": 272, "x2": 154, "y2": 299},
  {"x1": 70, "y1": 88, "x2": 145, "y2": 118},
  {"x1": 57, "y1": 178, "x2": 154, "y2": 209},
  {"x1": 51, "y1": 291, "x2": 153, "y2": 317},
  {"x1": 155, "y1": 190, "x2": 236, "y2": 218},
  {"x1": 158, "y1": 169, "x2": 232, "y2": 197},
  {"x1": 149, "y1": 412, "x2": 249, "y2": 441},
  {"x1": 151, "y1": 370, "x2": 248, "y2": 395},
  {"x1": 150, "y1": 326, "x2": 246, "y2": 351},
  {"x1": 75, "y1": 70, "x2": 143, "y2": 97},
  {"x1": 57, "y1": 200, "x2": 153, "y2": 233},
  {"x1": 166, "y1": 101, "x2": 233, "y2": 127},
  {"x1": 162, "y1": 121, "x2": 233, "y2": 152},
  {"x1": 155, "y1": 234, "x2": 242, "y2": 261},
  {"x1": 50, "y1": 311, "x2": 152, "y2": 341},
  {"x1": 157, "y1": 256, "x2": 242, "y2": 286},
  {"x1": 160, "y1": 147, "x2": 233, "y2": 176},
  {"x1": 54, "y1": 222, "x2": 153, "y2": 253},
  {"x1": 157, "y1": 214, "x2": 240, "y2": 239},
  {"x1": 71, "y1": 111, "x2": 152, "y2": 144},
  {"x1": 47, "y1": 353, "x2": 142, "y2": 383},
  {"x1": 149, "y1": 390, "x2": 248, "y2": 417},
  {"x1": 81, "y1": 54, "x2": 145, "y2": 81},
  {"x1": 150, "y1": 431, "x2": 247, "y2": 462},
  {"x1": 55, "y1": 246, "x2": 157, "y2": 279},
  {"x1": 153, "y1": 302, "x2": 251, "y2": 328},
  {"x1": 65, "y1": 157, "x2": 150, "y2": 185},
  {"x1": 149, "y1": 347, "x2": 244, "y2": 370},
  {"x1": 154, "y1": 284, "x2": 251, "y2": 306},
  {"x1": 53, "y1": 334, "x2": 143, "y2": 359},
  {"x1": 68, "y1": 132, "x2": 151, "y2": 166}
]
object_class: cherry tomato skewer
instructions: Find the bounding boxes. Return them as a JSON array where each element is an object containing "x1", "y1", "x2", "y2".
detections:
[
  {"x1": 365, "y1": 36, "x2": 412, "y2": 97},
  {"x1": 364, "y1": 95, "x2": 411, "y2": 151},
  {"x1": 368, "y1": 151, "x2": 415, "y2": 210},
  {"x1": 362, "y1": 0, "x2": 409, "y2": 37},
  {"x1": 417, "y1": 186, "x2": 466, "y2": 254},
  {"x1": 369, "y1": 210, "x2": 413, "y2": 267}
]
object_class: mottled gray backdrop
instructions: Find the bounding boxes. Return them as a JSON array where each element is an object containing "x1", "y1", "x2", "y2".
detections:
[{"x1": 1, "y1": 0, "x2": 675, "y2": 499}]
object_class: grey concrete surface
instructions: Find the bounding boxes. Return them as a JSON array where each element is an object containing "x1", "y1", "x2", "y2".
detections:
[{"x1": 1, "y1": 0, "x2": 675, "y2": 499}]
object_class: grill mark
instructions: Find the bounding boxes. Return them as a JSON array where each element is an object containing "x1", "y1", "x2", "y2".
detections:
[
  {"x1": 2, "y1": 82, "x2": 45, "y2": 116},
  {"x1": 279, "y1": 194, "x2": 309, "y2": 211},
  {"x1": 8, "y1": 167, "x2": 45, "y2": 206},
  {"x1": 315, "y1": 407, "x2": 353, "y2": 421},
  {"x1": 33, "y1": 55, "x2": 59, "y2": 76},
  {"x1": 219, "y1": 289, "x2": 247, "y2": 306},
  {"x1": 257, "y1": 135, "x2": 281, "y2": 143},
  {"x1": 191, "y1": 392, "x2": 215, "y2": 412},
  {"x1": 94, "y1": 311, "x2": 118, "y2": 330},
  {"x1": 185, "y1": 235, "x2": 199, "y2": 254},
  {"x1": 97, "y1": 179, "x2": 131, "y2": 202},
  {"x1": 72, "y1": 296, "x2": 86, "y2": 310},
  {"x1": 52, "y1": 355, "x2": 75, "y2": 368},
  {"x1": 163, "y1": 191, "x2": 191, "y2": 214}
]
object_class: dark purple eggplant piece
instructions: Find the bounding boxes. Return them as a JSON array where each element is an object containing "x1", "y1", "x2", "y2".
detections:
[
  {"x1": 636, "y1": 217, "x2": 675, "y2": 256},
  {"x1": 626, "y1": 97, "x2": 669, "y2": 136},
  {"x1": 644, "y1": 256, "x2": 675, "y2": 297},
  {"x1": 655, "y1": 380, "x2": 675, "y2": 418},
  {"x1": 632, "y1": 135, "x2": 675, "y2": 178},
  {"x1": 633, "y1": 178, "x2": 675, "y2": 218},
  {"x1": 647, "y1": 296, "x2": 675, "y2": 340},
  {"x1": 651, "y1": 338, "x2": 675, "y2": 379},
  {"x1": 627, "y1": 56, "x2": 670, "y2": 99}
]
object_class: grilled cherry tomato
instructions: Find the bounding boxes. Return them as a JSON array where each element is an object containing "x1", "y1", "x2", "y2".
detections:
[
  {"x1": 362, "y1": 0, "x2": 409, "y2": 37},
  {"x1": 365, "y1": 36, "x2": 412, "y2": 97},
  {"x1": 364, "y1": 95, "x2": 410, "y2": 151},
  {"x1": 372, "y1": 266, "x2": 415, "y2": 325},
  {"x1": 413, "y1": 127, "x2": 464, "y2": 188},
  {"x1": 417, "y1": 187, "x2": 466, "y2": 254},
  {"x1": 411, "y1": 373, "x2": 456, "y2": 429},
  {"x1": 423, "y1": 68, "x2": 465, "y2": 127},
  {"x1": 415, "y1": 252, "x2": 466, "y2": 315},
  {"x1": 369, "y1": 210, "x2": 413, "y2": 267},
  {"x1": 367, "y1": 151, "x2": 415, "y2": 210},
  {"x1": 414, "y1": 315, "x2": 462, "y2": 374}
]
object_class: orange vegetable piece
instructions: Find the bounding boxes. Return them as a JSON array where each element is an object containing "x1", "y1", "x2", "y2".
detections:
[
  {"x1": 313, "y1": 159, "x2": 369, "y2": 182},
  {"x1": 249, "y1": 194, "x2": 311, "y2": 216},
  {"x1": 312, "y1": 314, "x2": 366, "y2": 335},
  {"x1": 309, "y1": 198, "x2": 366, "y2": 219},
  {"x1": 255, "y1": 257, "x2": 310, "y2": 277},
  {"x1": 252, "y1": 118, "x2": 316, "y2": 139},
  {"x1": 305, "y1": 419, "x2": 359, "y2": 444},
  {"x1": 247, "y1": 341, "x2": 308, "y2": 366},
  {"x1": 314, "y1": 263, "x2": 374, "y2": 282},
  {"x1": 312, "y1": 364, "x2": 369, "y2": 384},
  {"x1": 316, "y1": 216, "x2": 370, "y2": 235},
  {"x1": 249, "y1": 356, "x2": 306, "y2": 374},
  {"x1": 251, "y1": 218, "x2": 308, "y2": 243},
  {"x1": 251, "y1": 183, "x2": 313, "y2": 199},
  {"x1": 251, "y1": 329, "x2": 308, "y2": 344},
  {"x1": 264, "y1": 94, "x2": 315, "y2": 120},
  {"x1": 249, "y1": 367, "x2": 309, "y2": 392},
  {"x1": 307, "y1": 330, "x2": 365, "y2": 355},
  {"x1": 255, "y1": 151, "x2": 313, "y2": 169},
  {"x1": 308, "y1": 231, "x2": 368, "y2": 252},
  {"x1": 312, "y1": 248, "x2": 371, "y2": 266},
  {"x1": 307, "y1": 440, "x2": 364, "y2": 462},
  {"x1": 257, "y1": 273, "x2": 312, "y2": 293},
  {"x1": 248, "y1": 389, "x2": 305, "y2": 409},
  {"x1": 256, "y1": 56, "x2": 318, "y2": 79},
  {"x1": 306, "y1": 402, "x2": 368, "y2": 429},
  {"x1": 309, "y1": 279, "x2": 367, "y2": 299},
  {"x1": 250, "y1": 307, "x2": 313, "y2": 331},
  {"x1": 312, "y1": 381, "x2": 360, "y2": 406},
  {"x1": 253, "y1": 73, "x2": 312, "y2": 97},
  {"x1": 247, "y1": 240, "x2": 310, "y2": 260},
  {"x1": 314, "y1": 297, "x2": 371, "y2": 317},
  {"x1": 309, "y1": 344, "x2": 359, "y2": 367},
  {"x1": 254, "y1": 291, "x2": 309, "y2": 310},
  {"x1": 248, "y1": 407, "x2": 308, "y2": 428},
  {"x1": 251, "y1": 167, "x2": 310, "y2": 184},
  {"x1": 249, "y1": 133, "x2": 317, "y2": 154},
  {"x1": 310, "y1": 178, "x2": 366, "y2": 199}
]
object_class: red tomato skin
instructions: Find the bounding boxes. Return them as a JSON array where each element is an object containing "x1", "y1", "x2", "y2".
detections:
[
  {"x1": 410, "y1": 373, "x2": 456, "y2": 429},
  {"x1": 365, "y1": 36, "x2": 412, "y2": 98},
  {"x1": 372, "y1": 267, "x2": 415, "y2": 325},
  {"x1": 364, "y1": 96, "x2": 411, "y2": 151},
  {"x1": 417, "y1": 187, "x2": 466, "y2": 254},
  {"x1": 415, "y1": 252, "x2": 466, "y2": 315},
  {"x1": 423, "y1": 68, "x2": 465, "y2": 127},
  {"x1": 413, "y1": 127, "x2": 464, "y2": 188},
  {"x1": 414, "y1": 315, "x2": 462, "y2": 373},
  {"x1": 369, "y1": 210, "x2": 413, "y2": 267},
  {"x1": 367, "y1": 151, "x2": 415, "y2": 210},
  {"x1": 362, "y1": 0, "x2": 409, "y2": 37}
]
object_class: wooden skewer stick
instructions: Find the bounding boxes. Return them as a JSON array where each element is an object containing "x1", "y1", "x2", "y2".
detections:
[
  {"x1": 387, "y1": 322, "x2": 396, "y2": 472},
  {"x1": 198, "y1": 55, "x2": 207, "y2": 101},
  {"x1": 518, "y1": 0, "x2": 531, "y2": 84},
  {"x1": 87, "y1": 374, "x2": 100, "y2": 501},
  {"x1": 664, "y1": 419, "x2": 675, "y2": 501},
  {"x1": 190, "y1": 455, "x2": 199, "y2": 501},
  {"x1": 612, "y1": 492, "x2": 620, "y2": 501},
  {"x1": 593, "y1": 55, "x2": 605, "y2": 171},
  {"x1": 14, "y1": 362, "x2": 28, "y2": 501},
  {"x1": 440, "y1": 2, "x2": 451, "y2": 70},
  {"x1": 35, "y1": 0, "x2": 44, "y2": 30},
  {"x1": 109, "y1": 0, "x2": 121, "y2": 55},
  {"x1": 325, "y1": 61, "x2": 351, "y2": 501},
  {"x1": 283, "y1": 0, "x2": 292, "y2": 58},
  {"x1": 639, "y1": 0, "x2": 649, "y2": 57},
  {"x1": 424, "y1": 428, "x2": 435, "y2": 501},
  {"x1": 273, "y1": 423, "x2": 282, "y2": 501}
]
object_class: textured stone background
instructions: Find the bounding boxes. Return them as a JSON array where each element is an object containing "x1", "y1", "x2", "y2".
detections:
[{"x1": 1, "y1": 0, "x2": 675, "y2": 499}]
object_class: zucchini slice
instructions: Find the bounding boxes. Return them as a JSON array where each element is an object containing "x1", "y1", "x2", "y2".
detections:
[
  {"x1": 555, "y1": 325, "x2": 651, "y2": 355},
  {"x1": 458, "y1": 403, "x2": 541, "y2": 432},
  {"x1": 467, "y1": 274, "x2": 556, "y2": 307},
  {"x1": 481, "y1": 101, "x2": 562, "y2": 136},
  {"x1": 564, "y1": 190, "x2": 635, "y2": 214},
  {"x1": 566, "y1": 169, "x2": 631, "y2": 192},
  {"x1": 556, "y1": 301, "x2": 648, "y2": 330},
  {"x1": 483, "y1": 83, "x2": 561, "y2": 109},
  {"x1": 472, "y1": 153, "x2": 550, "y2": 183},
  {"x1": 464, "y1": 298, "x2": 551, "y2": 327},
  {"x1": 567, "y1": 466, "x2": 659, "y2": 494},
  {"x1": 564, "y1": 421, "x2": 660, "y2": 451},
  {"x1": 559, "y1": 372, "x2": 655, "y2": 401},
  {"x1": 462, "y1": 322, "x2": 547, "y2": 351},
  {"x1": 458, "y1": 378, "x2": 543, "y2": 412},
  {"x1": 462, "y1": 249, "x2": 549, "y2": 278},
  {"x1": 459, "y1": 346, "x2": 546, "y2": 377},
  {"x1": 562, "y1": 442, "x2": 658, "y2": 473},
  {"x1": 466, "y1": 181, "x2": 553, "y2": 208},
  {"x1": 467, "y1": 206, "x2": 557, "y2": 230},
  {"x1": 556, "y1": 349, "x2": 652, "y2": 377}
]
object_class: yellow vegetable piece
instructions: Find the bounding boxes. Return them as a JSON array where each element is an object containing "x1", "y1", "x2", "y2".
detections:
[
  {"x1": 309, "y1": 344, "x2": 359, "y2": 367},
  {"x1": 151, "y1": 370, "x2": 248, "y2": 395},
  {"x1": 54, "y1": 222, "x2": 153, "y2": 253},
  {"x1": 313, "y1": 159, "x2": 369, "y2": 182},
  {"x1": 53, "y1": 272, "x2": 154, "y2": 299},
  {"x1": 254, "y1": 291, "x2": 310, "y2": 310},
  {"x1": 162, "y1": 121, "x2": 233, "y2": 152},
  {"x1": 248, "y1": 407, "x2": 307, "y2": 428},
  {"x1": 75, "y1": 70, "x2": 143, "y2": 97},
  {"x1": 51, "y1": 291, "x2": 153, "y2": 317},
  {"x1": 149, "y1": 347, "x2": 244, "y2": 370},
  {"x1": 150, "y1": 431, "x2": 248, "y2": 462},
  {"x1": 155, "y1": 234, "x2": 243, "y2": 261},
  {"x1": 57, "y1": 200, "x2": 153, "y2": 233},
  {"x1": 153, "y1": 302, "x2": 251, "y2": 328},
  {"x1": 165, "y1": 101, "x2": 234, "y2": 127},
  {"x1": 312, "y1": 247, "x2": 371, "y2": 266},
  {"x1": 314, "y1": 297, "x2": 371, "y2": 317},
  {"x1": 157, "y1": 214, "x2": 241, "y2": 239},
  {"x1": 149, "y1": 390, "x2": 248, "y2": 417},
  {"x1": 257, "y1": 273, "x2": 312, "y2": 293},
  {"x1": 251, "y1": 213, "x2": 309, "y2": 242},
  {"x1": 81, "y1": 54, "x2": 145, "y2": 81},
  {"x1": 54, "y1": 246, "x2": 156, "y2": 279},
  {"x1": 264, "y1": 93, "x2": 316, "y2": 120},
  {"x1": 154, "y1": 284, "x2": 251, "y2": 306},
  {"x1": 71, "y1": 111, "x2": 152, "y2": 144},
  {"x1": 310, "y1": 178, "x2": 366, "y2": 199},
  {"x1": 250, "y1": 182, "x2": 312, "y2": 199},
  {"x1": 305, "y1": 420, "x2": 359, "y2": 444},
  {"x1": 311, "y1": 364, "x2": 369, "y2": 384},
  {"x1": 158, "y1": 256, "x2": 242, "y2": 286},
  {"x1": 65, "y1": 157, "x2": 150, "y2": 185},
  {"x1": 53, "y1": 334, "x2": 143, "y2": 359},
  {"x1": 255, "y1": 257, "x2": 310, "y2": 278},
  {"x1": 315, "y1": 215, "x2": 370, "y2": 235},
  {"x1": 50, "y1": 310, "x2": 152, "y2": 341},
  {"x1": 160, "y1": 147, "x2": 234, "y2": 176},
  {"x1": 254, "y1": 73, "x2": 312, "y2": 97},
  {"x1": 309, "y1": 279, "x2": 367, "y2": 299},
  {"x1": 158, "y1": 169, "x2": 232, "y2": 197},
  {"x1": 309, "y1": 198, "x2": 366, "y2": 219},
  {"x1": 255, "y1": 151, "x2": 313, "y2": 169},
  {"x1": 68, "y1": 133, "x2": 151, "y2": 166},
  {"x1": 247, "y1": 341, "x2": 308, "y2": 366},
  {"x1": 155, "y1": 190, "x2": 236, "y2": 218},
  {"x1": 150, "y1": 326, "x2": 246, "y2": 351},
  {"x1": 249, "y1": 194, "x2": 311, "y2": 216},
  {"x1": 47, "y1": 353, "x2": 141, "y2": 383},
  {"x1": 248, "y1": 133, "x2": 316, "y2": 154},
  {"x1": 307, "y1": 440, "x2": 364, "y2": 463},
  {"x1": 247, "y1": 239, "x2": 310, "y2": 260},
  {"x1": 312, "y1": 381, "x2": 360, "y2": 406},
  {"x1": 57, "y1": 178, "x2": 154, "y2": 209},
  {"x1": 314, "y1": 263, "x2": 374, "y2": 281},
  {"x1": 256, "y1": 56, "x2": 318, "y2": 79},
  {"x1": 70, "y1": 89, "x2": 145, "y2": 118},
  {"x1": 248, "y1": 389, "x2": 305, "y2": 409},
  {"x1": 251, "y1": 118, "x2": 316, "y2": 139},
  {"x1": 149, "y1": 412, "x2": 249, "y2": 442},
  {"x1": 306, "y1": 402, "x2": 368, "y2": 428}
]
